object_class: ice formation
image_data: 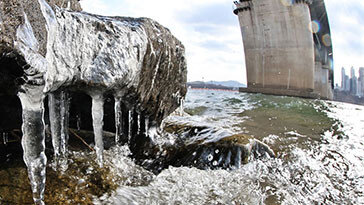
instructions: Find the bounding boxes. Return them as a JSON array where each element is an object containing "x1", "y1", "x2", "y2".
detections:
[
  {"x1": 91, "y1": 93, "x2": 105, "y2": 167},
  {"x1": 18, "y1": 86, "x2": 47, "y2": 205},
  {"x1": 114, "y1": 97, "x2": 123, "y2": 144},
  {"x1": 4, "y1": 0, "x2": 187, "y2": 203},
  {"x1": 48, "y1": 90, "x2": 69, "y2": 161}
]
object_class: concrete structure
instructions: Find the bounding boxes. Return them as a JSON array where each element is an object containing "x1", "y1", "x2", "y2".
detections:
[{"x1": 233, "y1": 0, "x2": 333, "y2": 99}]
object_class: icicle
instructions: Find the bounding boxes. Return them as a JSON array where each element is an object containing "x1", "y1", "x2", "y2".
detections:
[
  {"x1": 128, "y1": 109, "x2": 133, "y2": 142},
  {"x1": 128, "y1": 110, "x2": 134, "y2": 144},
  {"x1": 114, "y1": 97, "x2": 122, "y2": 144},
  {"x1": 48, "y1": 90, "x2": 69, "y2": 161},
  {"x1": 137, "y1": 113, "x2": 141, "y2": 135},
  {"x1": 178, "y1": 98, "x2": 185, "y2": 116},
  {"x1": 61, "y1": 92, "x2": 70, "y2": 155},
  {"x1": 91, "y1": 93, "x2": 104, "y2": 167},
  {"x1": 2, "y1": 132, "x2": 8, "y2": 145},
  {"x1": 18, "y1": 86, "x2": 47, "y2": 205},
  {"x1": 48, "y1": 93, "x2": 61, "y2": 158},
  {"x1": 145, "y1": 116, "x2": 149, "y2": 136},
  {"x1": 67, "y1": 0, "x2": 71, "y2": 10}
]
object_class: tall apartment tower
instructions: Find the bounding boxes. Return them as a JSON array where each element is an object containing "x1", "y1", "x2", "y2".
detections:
[
  {"x1": 359, "y1": 67, "x2": 364, "y2": 97},
  {"x1": 350, "y1": 67, "x2": 357, "y2": 96},
  {"x1": 233, "y1": 0, "x2": 333, "y2": 99},
  {"x1": 341, "y1": 67, "x2": 346, "y2": 90}
]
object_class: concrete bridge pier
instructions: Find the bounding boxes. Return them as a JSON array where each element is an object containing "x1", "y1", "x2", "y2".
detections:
[{"x1": 234, "y1": 0, "x2": 333, "y2": 100}]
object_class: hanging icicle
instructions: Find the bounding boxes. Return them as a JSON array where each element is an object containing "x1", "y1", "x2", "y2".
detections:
[
  {"x1": 114, "y1": 97, "x2": 122, "y2": 145},
  {"x1": 128, "y1": 109, "x2": 133, "y2": 143},
  {"x1": 131, "y1": 108, "x2": 139, "y2": 137},
  {"x1": 48, "y1": 90, "x2": 69, "y2": 161},
  {"x1": 91, "y1": 93, "x2": 105, "y2": 167},
  {"x1": 18, "y1": 86, "x2": 47, "y2": 205}
]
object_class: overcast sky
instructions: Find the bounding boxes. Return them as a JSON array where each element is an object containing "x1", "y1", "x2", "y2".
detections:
[{"x1": 80, "y1": 0, "x2": 364, "y2": 85}]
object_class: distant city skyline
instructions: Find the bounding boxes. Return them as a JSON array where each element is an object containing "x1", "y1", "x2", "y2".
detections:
[{"x1": 339, "y1": 66, "x2": 364, "y2": 97}]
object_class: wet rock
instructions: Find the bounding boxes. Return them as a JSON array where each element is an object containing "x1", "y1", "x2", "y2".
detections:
[
  {"x1": 131, "y1": 122, "x2": 275, "y2": 174},
  {"x1": 1, "y1": 0, "x2": 187, "y2": 126}
]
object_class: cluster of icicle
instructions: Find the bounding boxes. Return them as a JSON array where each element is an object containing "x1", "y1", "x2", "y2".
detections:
[
  {"x1": 13, "y1": 0, "x2": 185, "y2": 204},
  {"x1": 20, "y1": 87, "x2": 153, "y2": 205}
]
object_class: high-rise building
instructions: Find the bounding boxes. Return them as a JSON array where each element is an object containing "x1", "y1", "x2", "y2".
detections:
[
  {"x1": 340, "y1": 67, "x2": 350, "y2": 92},
  {"x1": 345, "y1": 75, "x2": 350, "y2": 92},
  {"x1": 350, "y1": 67, "x2": 357, "y2": 95},
  {"x1": 359, "y1": 67, "x2": 364, "y2": 97},
  {"x1": 341, "y1": 67, "x2": 346, "y2": 91}
]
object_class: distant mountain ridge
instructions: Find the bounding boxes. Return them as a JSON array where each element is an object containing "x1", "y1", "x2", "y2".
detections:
[
  {"x1": 187, "y1": 80, "x2": 246, "y2": 90},
  {"x1": 207, "y1": 81, "x2": 246, "y2": 88}
]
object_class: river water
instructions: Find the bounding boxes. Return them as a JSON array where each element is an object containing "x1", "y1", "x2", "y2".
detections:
[
  {"x1": 1, "y1": 89, "x2": 364, "y2": 204},
  {"x1": 94, "y1": 89, "x2": 364, "y2": 204}
]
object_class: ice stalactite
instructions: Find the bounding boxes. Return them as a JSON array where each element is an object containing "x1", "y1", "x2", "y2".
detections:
[
  {"x1": 144, "y1": 116, "x2": 149, "y2": 136},
  {"x1": 114, "y1": 97, "x2": 122, "y2": 145},
  {"x1": 177, "y1": 98, "x2": 185, "y2": 116},
  {"x1": 2, "y1": 132, "x2": 9, "y2": 145},
  {"x1": 48, "y1": 90, "x2": 70, "y2": 163},
  {"x1": 91, "y1": 93, "x2": 104, "y2": 167},
  {"x1": 128, "y1": 109, "x2": 145, "y2": 147},
  {"x1": 128, "y1": 109, "x2": 133, "y2": 142},
  {"x1": 18, "y1": 85, "x2": 47, "y2": 205},
  {"x1": 118, "y1": 105, "x2": 141, "y2": 144}
]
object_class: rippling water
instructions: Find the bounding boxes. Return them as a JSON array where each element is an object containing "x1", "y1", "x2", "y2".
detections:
[{"x1": 94, "y1": 89, "x2": 364, "y2": 204}]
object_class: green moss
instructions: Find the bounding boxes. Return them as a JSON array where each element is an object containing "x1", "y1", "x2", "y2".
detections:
[{"x1": 218, "y1": 133, "x2": 253, "y2": 145}]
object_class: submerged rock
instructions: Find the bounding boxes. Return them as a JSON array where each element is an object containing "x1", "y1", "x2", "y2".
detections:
[{"x1": 0, "y1": 0, "x2": 187, "y2": 204}]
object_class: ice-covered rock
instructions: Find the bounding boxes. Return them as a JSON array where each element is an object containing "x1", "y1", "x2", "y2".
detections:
[{"x1": 0, "y1": 0, "x2": 187, "y2": 204}]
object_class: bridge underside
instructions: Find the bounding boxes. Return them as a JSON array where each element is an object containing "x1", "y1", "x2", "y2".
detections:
[{"x1": 234, "y1": 0, "x2": 333, "y2": 100}]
